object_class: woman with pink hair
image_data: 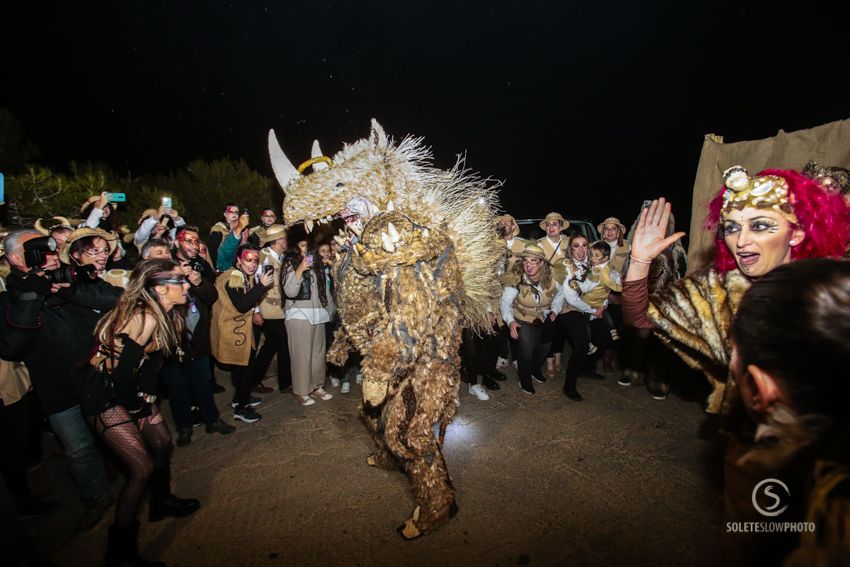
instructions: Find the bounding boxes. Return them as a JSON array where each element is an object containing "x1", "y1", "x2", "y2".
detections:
[{"x1": 622, "y1": 166, "x2": 850, "y2": 413}]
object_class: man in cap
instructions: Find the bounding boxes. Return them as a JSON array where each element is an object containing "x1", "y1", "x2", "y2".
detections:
[{"x1": 251, "y1": 225, "x2": 293, "y2": 393}]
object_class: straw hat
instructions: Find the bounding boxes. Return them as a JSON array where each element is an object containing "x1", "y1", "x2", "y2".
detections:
[
  {"x1": 59, "y1": 227, "x2": 118, "y2": 264},
  {"x1": 518, "y1": 242, "x2": 548, "y2": 262},
  {"x1": 597, "y1": 217, "x2": 626, "y2": 236},
  {"x1": 258, "y1": 224, "x2": 288, "y2": 245},
  {"x1": 497, "y1": 214, "x2": 520, "y2": 238},
  {"x1": 538, "y1": 212, "x2": 569, "y2": 232}
]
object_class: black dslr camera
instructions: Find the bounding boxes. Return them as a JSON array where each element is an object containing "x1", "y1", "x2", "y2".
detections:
[
  {"x1": 23, "y1": 236, "x2": 99, "y2": 284},
  {"x1": 45, "y1": 264, "x2": 99, "y2": 284},
  {"x1": 187, "y1": 257, "x2": 206, "y2": 273},
  {"x1": 23, "y1": 236, "x2": 56, "y2": 269}
]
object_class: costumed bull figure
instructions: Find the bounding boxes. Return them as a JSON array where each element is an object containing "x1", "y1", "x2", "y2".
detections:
[{"x1": 268, "y1": 119, "x2": 502, "y2": 539}]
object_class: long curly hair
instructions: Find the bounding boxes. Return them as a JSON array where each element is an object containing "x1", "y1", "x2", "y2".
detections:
[
  {"x1": 95, "y1": 259, "x2": 185, "y2": 356},
  {"x1": 706, "y1": 168, "x2": 850, "y2": 273},
  {"x1": 510, "y1": 255, "x2": 553, "y2": 293}
]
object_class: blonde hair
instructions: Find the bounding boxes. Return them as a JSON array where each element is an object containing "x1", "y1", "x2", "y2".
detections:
[
  {"x1": 95, "y1": 259, "x2": 185, "y2": 356},
  {"x1": 510, "y1": 254, "x2": 552, "y2": 290}
]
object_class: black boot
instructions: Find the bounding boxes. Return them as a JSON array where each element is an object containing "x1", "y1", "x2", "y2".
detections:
[
  {"x1": 563, "y1": 374, "x2": 583, "y2": 401},
  {"x1": 148, "y1": 467, "x2": 200, "y2": 522},
  {"x1": 105, "y1": 521, "x2": 165, "y2": 567}
]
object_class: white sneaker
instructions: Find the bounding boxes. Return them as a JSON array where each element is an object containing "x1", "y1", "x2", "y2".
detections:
[
  {"x1": 313, "y1": 387, "x2": 333, "y2": 401},
  {"x1": 355, "y1": 372, "x2": 363, "y2": 384},
  {"x1": 330, "y1": 377, "x2": 340, "y2": 388},
  {"x1": 340, "y1": 382, "x2": 351, "y2": 394},
  {"x1": 294, "y1": 395, "x2": 316, "y2": 407},
  {"x1": 496, "y1": 357, "x2": 508, "y2": 369},
  {"x1": 468, "y1": 383, "x2": 490, "y2": 401}
]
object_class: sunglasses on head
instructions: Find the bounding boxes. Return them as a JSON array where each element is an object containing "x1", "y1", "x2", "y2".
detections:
[{"x1": 154, "y1": 276, "x2": 188, "y2": 286}]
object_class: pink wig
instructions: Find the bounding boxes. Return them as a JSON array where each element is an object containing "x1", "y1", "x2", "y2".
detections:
[{"x1": 706, "y1": 168, "x2": 850, "y2": 273}]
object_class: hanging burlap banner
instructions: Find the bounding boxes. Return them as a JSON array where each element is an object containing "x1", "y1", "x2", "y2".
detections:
[{"x1": 687, "y1": 117, "x2": 850, "y2": 272}]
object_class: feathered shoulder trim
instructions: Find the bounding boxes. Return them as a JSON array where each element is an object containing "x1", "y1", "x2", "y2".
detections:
[{"x1": 226, "y1": 269, "x2": 246, "y2": 291}]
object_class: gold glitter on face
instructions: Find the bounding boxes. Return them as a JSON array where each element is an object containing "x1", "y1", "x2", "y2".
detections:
[{"x1": 722, "y1": 207, "x2": 796, "y2": 278}]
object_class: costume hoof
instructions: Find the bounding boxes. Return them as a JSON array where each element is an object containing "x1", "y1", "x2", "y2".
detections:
[{"x1": 397, "y1": 519, "x2": 423, "y2": 540}]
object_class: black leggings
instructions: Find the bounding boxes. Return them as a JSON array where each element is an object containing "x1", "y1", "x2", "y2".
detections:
[
  {"x1": 460, "y1": 327, "x2": 501, "y2": 383},
  {"x1": 558, "y1": 312, "x2": 614, "y2": 380},
  {"x1": 89, "y1": 404, "x2": 172, "y2": 527},
  {"x1": 511, "y1": 321, "x2": 553, "y2": 389}
]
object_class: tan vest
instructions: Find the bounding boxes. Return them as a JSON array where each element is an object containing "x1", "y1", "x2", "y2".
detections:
[
  {"x1": 258, "y1": 248, "x2": 285, "y2": 319},
  {"x1": 538, "y1": 235, "x2": 569, "y2": 265},
  {"x1": 513, "y1": 278, "x2": 558, "y2": 323},
  {"x1": 0, "y1": 360, "x2": 31, "y2": 405},
  {"x1": 210, "y1": 268, "x2": 254, "y2": 366},
  {"x1": 504, "y1": 237, "x2": 527, "y2": 273}
]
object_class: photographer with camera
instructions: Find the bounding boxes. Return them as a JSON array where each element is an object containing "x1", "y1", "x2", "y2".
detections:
[
  {"x1": 0, "y1": 229, "x2": 122, "y2": 532},
  {"x1": 173, "y1": 227, "x2": 215, "y2": 283}
]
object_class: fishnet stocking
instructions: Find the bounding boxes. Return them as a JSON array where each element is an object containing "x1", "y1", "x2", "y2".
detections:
[{"x1": 90, "y1": 404, "x2": 173, "y2": 526}]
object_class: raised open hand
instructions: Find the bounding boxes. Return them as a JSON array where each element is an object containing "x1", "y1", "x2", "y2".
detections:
[{"x1": 631, "y1": 198, "x2": 686, "y2": 262}]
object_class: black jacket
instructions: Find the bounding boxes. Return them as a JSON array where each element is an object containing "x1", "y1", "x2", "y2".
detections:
[
  {"x1": 0, "y1": 270, "x2": 123, "y2": 414},
  {"x1": 178, "y1": 276, "x2": 217, "y2": 362}
]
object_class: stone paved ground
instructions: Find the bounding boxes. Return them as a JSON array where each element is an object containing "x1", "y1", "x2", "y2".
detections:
[{"x1": 27, "y1": 365, "x2": 724, "y2": 566}]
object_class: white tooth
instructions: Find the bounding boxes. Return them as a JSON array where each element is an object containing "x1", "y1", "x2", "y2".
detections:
[
  {"x1": 381, "y1": 232, "x2": 395, "y2": 253},
  {"x1": 318, "y1": 217, "x2": 326, "y2": 225},
  {"x1": 412, "y1": 505, "x2": 420, "y2": 521},
  {"x1": 325, "y1": 215, "x2": 333, "y2": 222},
  {"x1": 422, "y1": 228, "x2": 429, "y2": 238},
  {"x1": 387, "y1": 222, "x2": 401, "y2": 243},
  {"x1": 305, "y1": 219, "x2": 314, "y2": 233},
  {"x1": 386, "y1": 200, "x2": 395, "y2": 211}
]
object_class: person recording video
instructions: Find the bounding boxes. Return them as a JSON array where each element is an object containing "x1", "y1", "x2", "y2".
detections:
[{"x1": 0, "y1": 229, "x2": 123, "y2": 532}]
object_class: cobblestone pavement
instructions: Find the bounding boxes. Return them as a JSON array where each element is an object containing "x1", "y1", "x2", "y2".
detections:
[{"x1": 27, "y1": 364, "x2": 723, "y2": 566}]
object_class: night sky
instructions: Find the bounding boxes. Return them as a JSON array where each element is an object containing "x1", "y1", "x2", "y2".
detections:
[{"x1": 4, "y1": 0, "x2": 849, "y2": 231}]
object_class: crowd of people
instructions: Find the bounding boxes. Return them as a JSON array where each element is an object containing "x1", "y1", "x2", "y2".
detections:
[{"x1": 1, "y1": 158, "x2": 850, "y2": 565}]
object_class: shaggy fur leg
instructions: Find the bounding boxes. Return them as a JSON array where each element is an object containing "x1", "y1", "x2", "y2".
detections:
[{"x1": 397, "y1": 417, "x2": 457, "y2": 539}]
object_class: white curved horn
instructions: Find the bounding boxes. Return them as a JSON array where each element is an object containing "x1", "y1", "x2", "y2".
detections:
[
  {"x1": 34, "y1": 218, "x2": 49, "y2": 235},
  {"x1": 311, "y1": 139, "x2": 329, "y2": 171},
  {"x1": 369, "y1": 118, "x2": 388, "y2": 149},
  {"x1": 268, "y1": 129, "x2": 300, "y2": 189}
]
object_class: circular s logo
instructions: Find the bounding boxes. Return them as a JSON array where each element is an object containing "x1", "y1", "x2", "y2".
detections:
[{"x1": 752, "y1": 478, "x2": 790, "y2": 517}]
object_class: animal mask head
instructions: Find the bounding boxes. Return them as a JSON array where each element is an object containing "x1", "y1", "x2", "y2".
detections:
[{"x1": 269, "y1": 119, "x2": 443, "y2": 235}]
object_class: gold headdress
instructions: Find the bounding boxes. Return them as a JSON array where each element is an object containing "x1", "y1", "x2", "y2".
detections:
[
  {"x1": 802, "y1": 161, "x2": 850, "y2": 196},
  {"x1": 721, "y1": 166, "x2": 798, "y2": 224}
]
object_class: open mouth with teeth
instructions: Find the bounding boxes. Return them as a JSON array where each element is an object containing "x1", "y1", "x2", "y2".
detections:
[{"x1": 736, "y1": 252, "x2": 760, "y2": 267}]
